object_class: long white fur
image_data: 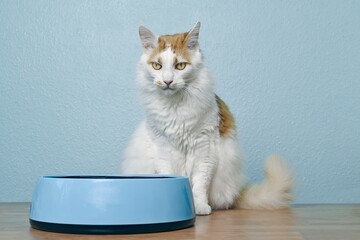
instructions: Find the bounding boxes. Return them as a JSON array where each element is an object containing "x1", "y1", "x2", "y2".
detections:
[{"x1": 121, "y1": 23, "x2": 293, "y2": 215}]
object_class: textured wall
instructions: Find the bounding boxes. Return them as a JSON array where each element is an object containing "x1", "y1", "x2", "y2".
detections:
[{"x1": 1, "y1": 0, "x2": 359, "y2": 203}]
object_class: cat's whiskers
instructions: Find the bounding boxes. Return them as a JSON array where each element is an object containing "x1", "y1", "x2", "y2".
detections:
[{"x1": 154, "y1": 81, "x2": 164, "y2": 88}]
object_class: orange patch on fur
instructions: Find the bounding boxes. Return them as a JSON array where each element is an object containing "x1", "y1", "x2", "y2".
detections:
[
  {"x1": 216, "y1": 95, "x2": 236, "y2": 137},
  {"x1": 147, "y1": 32, "x2": 191, "y2": 63}
]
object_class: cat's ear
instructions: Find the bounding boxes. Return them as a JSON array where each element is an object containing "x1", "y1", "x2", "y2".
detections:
[
  {"x1": 139, "y1": 26, "x2": 157, "y2": 53},
  {"x1": 186, "y1": 22, "x2": 201, "y2": 50}
]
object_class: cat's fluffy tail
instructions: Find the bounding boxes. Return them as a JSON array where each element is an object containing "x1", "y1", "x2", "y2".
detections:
[{"x1": 237, "y1": 155, "x2": 294, "y2": 209}]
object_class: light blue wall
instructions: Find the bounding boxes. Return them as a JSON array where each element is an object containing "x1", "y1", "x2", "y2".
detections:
[{"x1": 1, "y1": 0, "x2": 359, "y2": 203}]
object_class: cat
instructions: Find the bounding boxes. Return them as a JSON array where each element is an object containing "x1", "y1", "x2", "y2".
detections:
[{"x1": 121, "y1": 22, "x2": 293, "y2": 215}]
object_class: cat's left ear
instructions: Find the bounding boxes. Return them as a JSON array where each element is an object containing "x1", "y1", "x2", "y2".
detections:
[{"x1": 186, "y1": 22, "x2": 201, "y2": 50}]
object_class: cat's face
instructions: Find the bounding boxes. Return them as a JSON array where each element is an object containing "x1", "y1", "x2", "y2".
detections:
[{"x1": 138, "y1": 22, "x2": 202, "y2": 96}]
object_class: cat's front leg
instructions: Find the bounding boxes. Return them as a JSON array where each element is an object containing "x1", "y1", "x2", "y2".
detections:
[
  {"x1": 154, "y1": 138, "x2": 181, "y2": 175},
  {"x1": 189, "y1": 133, "x2": 217, "y2": 215}
]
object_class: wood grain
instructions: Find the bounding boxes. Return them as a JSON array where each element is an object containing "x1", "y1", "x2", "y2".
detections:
[{"x1": 1, "y1": 203, "x2": 359, "y2": 240}]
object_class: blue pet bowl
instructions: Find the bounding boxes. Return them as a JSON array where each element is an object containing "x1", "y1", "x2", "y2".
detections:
[{"x1": 29, "y1": 175, "x2": 195, "y2": 234}]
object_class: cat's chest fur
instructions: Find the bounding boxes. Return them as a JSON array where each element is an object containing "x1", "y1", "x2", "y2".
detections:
[{"x1": 146, "y1": 95, "x2": 218, "y2": 152}]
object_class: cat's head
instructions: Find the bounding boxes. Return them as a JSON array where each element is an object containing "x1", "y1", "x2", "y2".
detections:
[{"x1": 138, "y1": 22, "x2": 203, "y2": 96}]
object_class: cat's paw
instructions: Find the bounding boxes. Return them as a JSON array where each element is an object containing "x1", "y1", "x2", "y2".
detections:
[{"x1": 195, "y1": 201, "x2": 212, "y2": 215}]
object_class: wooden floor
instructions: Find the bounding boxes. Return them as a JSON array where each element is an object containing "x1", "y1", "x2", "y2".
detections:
[{"x1": 1, "y1": 203, "x2": 359, "y2": 240}]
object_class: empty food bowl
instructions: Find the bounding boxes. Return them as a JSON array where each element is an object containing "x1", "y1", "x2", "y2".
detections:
[{"x1": 29, "y1": 175, "x2": 195, "y2": 234}]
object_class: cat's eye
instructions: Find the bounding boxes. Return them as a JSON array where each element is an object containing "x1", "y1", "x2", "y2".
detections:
[
  {"x1": 152, "y1": 62, "x2": 162, "y2": 70},
  {"x1": 175, "y1": 62, "x2": 187, "y2": 70}
]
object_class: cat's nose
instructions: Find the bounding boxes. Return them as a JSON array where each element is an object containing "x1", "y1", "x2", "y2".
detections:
[{"x1": 163, "y1": 80, "x2": 173, "y2": 86}]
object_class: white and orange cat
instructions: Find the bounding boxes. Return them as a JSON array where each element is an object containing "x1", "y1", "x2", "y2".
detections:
[{"x1": 121, "y1": 22, "x2": 293, "y2": 215}]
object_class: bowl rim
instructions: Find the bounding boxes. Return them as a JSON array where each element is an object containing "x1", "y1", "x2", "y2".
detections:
[{"x1": 39, "y1": 174, "x2": 188, "y2": 180}]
